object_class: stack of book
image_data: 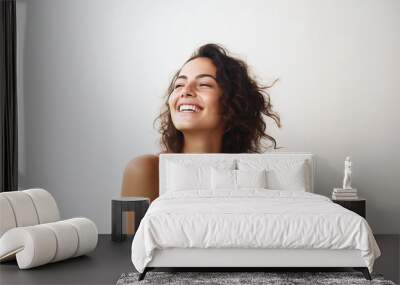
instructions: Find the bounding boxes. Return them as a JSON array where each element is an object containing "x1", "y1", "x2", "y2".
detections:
[{"x1": 332, "y1": 188, "x2": 358, "y2": 200}]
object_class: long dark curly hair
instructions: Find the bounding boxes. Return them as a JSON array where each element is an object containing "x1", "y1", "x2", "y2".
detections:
[{"x1": 154, "y1": 43, "x2": 282, "y2": 153}]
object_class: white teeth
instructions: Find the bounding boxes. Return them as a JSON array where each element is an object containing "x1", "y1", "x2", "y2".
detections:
[{"x1": 178, "y1": 104, "x2": 200, "y2": 112}]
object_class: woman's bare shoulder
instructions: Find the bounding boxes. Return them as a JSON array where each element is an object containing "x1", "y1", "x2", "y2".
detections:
[
  {"x1": 121, "y1": 154, "x2": 161, "y2": 199},
  {"x1": 124, "y1": 154, "x2": 159, "y2": 173},
  {"x1": 123, "y1": 150, "x2": 173, "y2": 175}
]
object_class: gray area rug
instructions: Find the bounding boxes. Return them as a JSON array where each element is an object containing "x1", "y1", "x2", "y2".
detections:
[{"x1": 116, "y1": 271, "x2": 396, "y2": 285}]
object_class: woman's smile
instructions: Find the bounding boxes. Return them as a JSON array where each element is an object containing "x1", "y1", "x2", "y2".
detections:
[{"x1": 176, "y1": 103, "x2": 203, "y2": 113}]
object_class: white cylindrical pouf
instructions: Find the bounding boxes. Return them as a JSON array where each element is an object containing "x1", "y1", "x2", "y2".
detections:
[
  {"x1": 64, "y1": 218, "x2": 98, "y2": 257},
  {"x1": 23, "y1": 189, "x2": 60, "y2": 223},
  {"x1": 0, "y1": 192, "x2": 39, "y2": 227},
  {"x1": 0, "y1": 195, "x2": 17, "y2": 237},
  {"x1": 0, "y1": 226, "x2": 57, "y2": 269},
  {"x1": 42, "y1": 221, "x2": 79, "y2": 262}
]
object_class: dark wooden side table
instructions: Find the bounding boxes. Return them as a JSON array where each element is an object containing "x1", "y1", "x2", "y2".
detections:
[
  {"x1": 111, "y1": 197, "x2": 150, "y2": 241},
  {"x1": 332, "y1": 198, "x2": 366, "y2": 218}
]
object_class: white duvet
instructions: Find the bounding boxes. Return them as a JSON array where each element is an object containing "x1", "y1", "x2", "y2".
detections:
[{"x1": 131, "y1": 190, "x2": 380, "y2": 273}]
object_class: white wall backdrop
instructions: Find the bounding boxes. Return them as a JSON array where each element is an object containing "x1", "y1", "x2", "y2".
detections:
[{"x1": 16, "y1": 0, "x2": 400, "y2": 234}]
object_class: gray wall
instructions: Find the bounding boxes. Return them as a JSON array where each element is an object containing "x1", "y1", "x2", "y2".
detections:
[{"x1": 16, "y1": 0, "x2": 400, "y2": 234}]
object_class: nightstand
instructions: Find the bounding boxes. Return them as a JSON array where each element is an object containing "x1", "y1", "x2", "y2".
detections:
[
  {"x1": 111, "y1": 197, "x2": 150, "y2": 241},
  {"x1": 332, "y1": 198, "x2": 366, "y2": 218}
]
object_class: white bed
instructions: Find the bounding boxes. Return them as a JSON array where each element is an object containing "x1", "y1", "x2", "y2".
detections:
[{"x1": 131, "y1": 153, "x2": 380, "y2": 280}]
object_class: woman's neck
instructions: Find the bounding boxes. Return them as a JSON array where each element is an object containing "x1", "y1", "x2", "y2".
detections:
[{"x1": 182, "y1": 130, "x2": 223, "y2": 153}]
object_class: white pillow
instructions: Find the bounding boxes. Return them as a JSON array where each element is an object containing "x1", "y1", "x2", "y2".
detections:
[
  {"x1": 266, "y1": 163, "x2": 306, "y2": 191},
  {"x1": 211, "y1": 168, "x2": 236, "y2": 190},
  {"x1": 238, "y1": 159, "x2": 308, "y2": 191},
  {"x1": 237, "y1": 169, "x2": 267, "y2": 188},
  {"x1": 211, "y1": 168, "x2": 267, "y2": 190},
  {"x1": 167, "y1": 162, "x2": 209, "y2": 191},
  {"x1": 167, "y1": 160, "x2": 236, "y2": 192}
]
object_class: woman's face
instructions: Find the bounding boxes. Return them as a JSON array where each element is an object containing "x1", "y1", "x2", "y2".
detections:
[{"x1": 168, "y1": 57, "x2": 223, "y2": 133}]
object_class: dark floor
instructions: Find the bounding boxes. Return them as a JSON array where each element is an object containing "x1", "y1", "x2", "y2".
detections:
[
  {"x1": 0, "y1": 235, "x2": 134, "y2": 285},
  {"x1": 0, "y1": 234, "x2": 399, "y2": 285}
]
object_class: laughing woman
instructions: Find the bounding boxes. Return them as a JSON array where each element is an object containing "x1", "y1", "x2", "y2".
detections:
[{"x1": 121, "y1": 43, "x2": 281, "y2": 231}]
